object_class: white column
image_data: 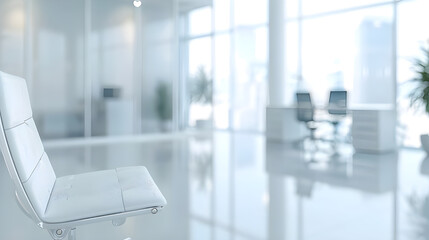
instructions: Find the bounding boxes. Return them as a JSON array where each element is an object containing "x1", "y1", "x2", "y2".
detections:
[
  {"x1": 268, "y1": 0, "x2": 286, "y2": 106},
  {"x1": 267, "y1": 0, "x2": 305, "y2": 141}
]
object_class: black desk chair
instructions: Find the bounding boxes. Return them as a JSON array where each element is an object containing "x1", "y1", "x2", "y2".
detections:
[
  {"x1": 296, "y1": 92, "x2": 318, "y2": 149},
  {"x1": 328, "y1": 90, "x2": 347, "y2": 137}
]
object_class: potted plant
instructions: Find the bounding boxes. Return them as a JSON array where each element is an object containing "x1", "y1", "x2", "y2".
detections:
[
  {"x1": 409, "y1": 44, "x2": 429, "y2": 153},
  {"x1": 155, "y1": 81, "x2": 172, "y2": 131},
  {"x1": 189, "y1": 66, "x2": 213, "y2": 128}
]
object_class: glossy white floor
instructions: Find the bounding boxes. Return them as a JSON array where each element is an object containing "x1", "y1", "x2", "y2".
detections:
[{"x1": 0, "y1": 131, "x2": 428, "y2": 240}]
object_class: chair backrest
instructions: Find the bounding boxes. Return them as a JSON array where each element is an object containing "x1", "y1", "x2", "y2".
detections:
[
  {"x1": 328, "y1": 90, "x2": 347, "y2": 116},
  {"x1": 0, "y1": 71, "x2": 56, "y2": 223},
  {"x1": 296, "y1": 92, "x2": 314, "y2": 122}
]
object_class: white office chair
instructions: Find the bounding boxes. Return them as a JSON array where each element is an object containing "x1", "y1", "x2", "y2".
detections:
[{"x1": 0, "y1": 71, "x2": 167, "y2": 240}]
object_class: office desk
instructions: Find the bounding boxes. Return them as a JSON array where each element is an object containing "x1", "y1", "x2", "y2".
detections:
[{"x1": 266, "y1": 104, "x2": 396, "y2": 153}]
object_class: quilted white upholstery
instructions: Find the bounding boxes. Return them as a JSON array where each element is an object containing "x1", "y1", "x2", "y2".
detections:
[
  {"x1": 0, "y1": 72, "x2": 32, "y2": 129},
  {"x1": 43, "y1": 167, "x2": 167, "y2": 223},
  {"x1": 0, "y1": 72, "x2": 57, "y2": 218},
  {"x1": 23, "y1": 153, "x2": 56, "y2": 217},
  {"x1": 5, "y1": 119, "x2": 45, "y2": 181},
  {"x1": 44, "y1": 170, "x2": 124, "y2": 223},
  {"x1": 117, "y1": 167, "x2": 167, "y2": 211}
]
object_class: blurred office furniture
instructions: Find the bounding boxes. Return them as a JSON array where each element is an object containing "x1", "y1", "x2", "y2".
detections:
[
  {"x1": 266, "y1": 106, "x2": 306, "y2": 142},
  {"x1": 351, "y1": 104, "x2": 396, "y2": 153},
  {"x1": 103, "y1": 87, "x2": 134, "y2": 136},
  {"x1": 328, "y1": 90, "x2": 348, "y2": 138},
  {"x1": 0, "y1": 72, "x2": 167, "y2": 240},
  {"x1": 267, "y1": 101, "x2": 396, "y2": 154},
  {"x1": 296, "y1": 92, "x2": 320, "y2": 147}
]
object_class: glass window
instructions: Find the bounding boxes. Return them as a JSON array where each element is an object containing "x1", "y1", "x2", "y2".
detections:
[
  {"x1": 234, "y1": 0, "x2": 268, "y2": 27},
  {"x1": 214, "y1": 34, "x2": 230, "y2": 129},
  {"x1": 397, "y1": 0, "x2": 429, "y2": 147},
  {"x1": 187, "y1": 37, "x2": 213, "y2": 127},
  {"x1": 301, "y1": 6, "x2": 394, "y2": 106},
  {"x1": 302, "y1": 0, "x2": 392, "y2": 16},
  {"x1": 285, "y1": 0, "x2": 300, "y2": 20},
  {"x1": 183, "y1": 1, "x2": 269, "y2": 132},
  {"x1": 233, "y1": 27, "x2": 268, "y2": 132},
  {"x1": 214, "y1": 0, "x2": 230, "y2": 32},
  {"x1": 284, "y1": 21, "x2": 300, "y2": 105},
  {"x1": 189, "y1": 6, "x2": 212, "y2": 36}
]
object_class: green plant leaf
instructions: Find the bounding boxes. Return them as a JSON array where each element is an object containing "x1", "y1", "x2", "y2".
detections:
[
  {"x1": 189, "y1": 66, "x2": 213, "y2": 104},
  {"x1": 408, "y1": 45, "x2": 429, "y2": 115}
]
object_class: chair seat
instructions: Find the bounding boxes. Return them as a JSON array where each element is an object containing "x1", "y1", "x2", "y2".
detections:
[{"x1": 43, "y1": 166, "x2": 166, "y2": 223}]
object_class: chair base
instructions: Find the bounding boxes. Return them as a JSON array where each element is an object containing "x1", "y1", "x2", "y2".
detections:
[
  {"x1": 48, "y1": 228, "x2": 76, "y2": 240},
  {"x1": 47, "y1": 219, "x2": 127, "y2": 240}
]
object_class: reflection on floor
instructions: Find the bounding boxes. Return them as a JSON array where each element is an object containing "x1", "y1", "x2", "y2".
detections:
[{"x1": 0, "y1": 131, "x2": 428, "y2": 240}]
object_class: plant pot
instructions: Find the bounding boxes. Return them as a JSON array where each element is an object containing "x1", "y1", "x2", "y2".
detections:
[
  {"x1": 421, "y1": 134, "x2": 429, "y2": 154},
  {"x1": 159, "y1": 120, "x2": 172, "y2": 132}
]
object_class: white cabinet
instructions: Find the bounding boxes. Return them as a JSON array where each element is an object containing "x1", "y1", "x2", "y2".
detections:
[
  {"x1": 352, "y1": 109, "x2": 396, "y2": 153},
  {"x1": 106, "y1": 100, "x2": 134, "y2": 136}
]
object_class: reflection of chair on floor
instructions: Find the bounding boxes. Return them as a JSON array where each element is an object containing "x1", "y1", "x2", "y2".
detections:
[
  {"x1": 296, "y1": 179, "x2": 315, "y2": 198},
  {"x1": 0, "y1": 72, "x2": 167, "y2": 240},
  {"x1": 296, "y1": 92, "x2": 320, "y2": 151},
  {"x1": 327, "y1": 90, "x2": 347, "y2": 145}
]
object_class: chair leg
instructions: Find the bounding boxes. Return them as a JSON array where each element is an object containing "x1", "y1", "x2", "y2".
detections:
[{"x1": 68, "y1": 228, "x2": 76, "y2": 240}]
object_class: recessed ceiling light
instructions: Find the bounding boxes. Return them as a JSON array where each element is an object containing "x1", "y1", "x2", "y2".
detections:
[{"x1": 133, "y1": 0, "x2": 141, "y2": 8}]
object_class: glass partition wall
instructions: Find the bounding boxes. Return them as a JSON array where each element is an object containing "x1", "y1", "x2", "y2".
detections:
[
  {"x1": 32, "y1": 0, "x2": 86, "y2": 139},
  {"x1": 396, "y1": 0, "x2": 429, "y2": 147},
  {"x1": 0, "y1": 0, "x2": 176, "y2": 140},
  {"x1": 0, "y1": 0, "x2": 24, "y2": 77}
]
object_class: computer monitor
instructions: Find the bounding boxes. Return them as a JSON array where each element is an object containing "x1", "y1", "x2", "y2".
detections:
[{"x1": 103, "y1": 87, "x2": 121, "y2": 99}]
